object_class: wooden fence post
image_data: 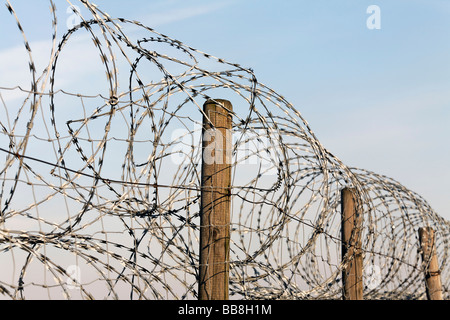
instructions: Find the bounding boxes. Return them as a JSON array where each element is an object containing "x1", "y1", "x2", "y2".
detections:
[
  {"x1": 418, "y1": 227, "x2": 443, "y2": 300},
  {"x1": 198, "y1": 99, "x2": 233, "y2": 300},
  {"x1": 341, "y1": 187, "x2": 363, "y2": 300}
]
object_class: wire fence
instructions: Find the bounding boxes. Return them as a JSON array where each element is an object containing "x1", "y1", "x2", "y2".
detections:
[{"x1": 0, "y1": 0, "x2": 448, "y2": 300}]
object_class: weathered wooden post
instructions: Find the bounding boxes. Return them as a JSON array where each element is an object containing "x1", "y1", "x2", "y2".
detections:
[
  {"x1": 198, "y1": 99, "x2": 232, "y2": 300},
  {"x1": 418, "y1": 227, "x2": 443, "y2": 300},
  {"x1": 341, "y1": 187, "x2": 363, "y2": 300}
]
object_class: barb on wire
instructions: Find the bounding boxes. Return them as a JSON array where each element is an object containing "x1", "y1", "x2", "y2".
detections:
[{"x1": 0, "y1": 0, "x2": 448, "y2": 300}]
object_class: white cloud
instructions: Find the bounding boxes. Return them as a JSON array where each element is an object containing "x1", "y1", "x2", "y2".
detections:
[
  {"x1": 0, "y1": 1, "x2": 236, "y2": 102},
  {"x1": 137, "y1": 2, "x2": 234, "y2": 28},
  {"x1": 0, "y1": 33, "x2": 101, "y2": 102}
]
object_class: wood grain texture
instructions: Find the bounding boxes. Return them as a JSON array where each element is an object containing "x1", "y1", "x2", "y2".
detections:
[
  {"x1": 418, "y1": 227, "x2": 443, "y2": 300},
  {"x1": 198, "y1": 99, "x2": 232, "y2": 300},
  {"x1": 341, "y1": 188, "x2": 363, "y2": 300}
]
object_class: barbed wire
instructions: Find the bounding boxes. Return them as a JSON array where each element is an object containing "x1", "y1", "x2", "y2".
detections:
[{"x1": 0, "y1": 0, "x2": 448, "y2": 300}]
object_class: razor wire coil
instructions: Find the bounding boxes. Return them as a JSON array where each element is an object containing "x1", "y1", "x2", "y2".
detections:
[{"x1": 0, "y1": 0, "x2": 448, "y2": 300}]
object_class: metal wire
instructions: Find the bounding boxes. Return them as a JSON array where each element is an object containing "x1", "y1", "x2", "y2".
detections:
[{"x1": 0, "y1": 0, "x2": 448, "y2": 300}]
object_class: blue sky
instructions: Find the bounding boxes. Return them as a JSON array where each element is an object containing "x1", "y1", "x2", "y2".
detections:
[{"x1": 1, "y1": 0, "x2": 449, "y2": 219}]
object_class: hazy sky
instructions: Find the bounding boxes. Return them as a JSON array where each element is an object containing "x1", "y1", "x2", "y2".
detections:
[{"x1": 1, "y1": 0, "x2": 449, "y2": 219}]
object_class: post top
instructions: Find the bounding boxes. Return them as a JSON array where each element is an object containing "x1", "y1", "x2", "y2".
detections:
[{"x1": 204, "y1": 99, "x2": 233, "y2": 112}]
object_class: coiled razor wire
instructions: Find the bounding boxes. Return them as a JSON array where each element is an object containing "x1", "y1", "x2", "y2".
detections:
[{"x1": 0, "y1": 0, "x2": 448, "y2": 300}]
